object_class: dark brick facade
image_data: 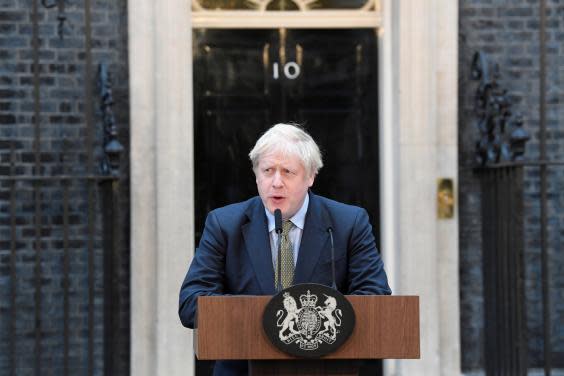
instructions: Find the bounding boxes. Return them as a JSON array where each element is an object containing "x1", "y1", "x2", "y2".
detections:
[
  {"x1": 459, "y1": 0, "x2": 564, "y2": 371},
  {"x1": 0, "y1": 0, "x2": 129, "y2": 375}
]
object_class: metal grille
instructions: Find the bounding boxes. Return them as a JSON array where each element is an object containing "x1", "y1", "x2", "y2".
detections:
[
  {"x1": 473, "y1": 0, "x2": 563, "y2": 374},
  {"x1": 479, "y1": 161, "x2": 564, "y2": 376},
  {"x1": 481, "y1": 166, "x2": 528, "y2": 376},
  {"x1": 0, "y1": 0, "x2": 123, "y2": 374}
]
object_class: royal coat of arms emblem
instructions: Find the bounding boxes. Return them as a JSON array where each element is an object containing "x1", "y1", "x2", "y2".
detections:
[{"x1": 263, "y1": 283, "x2": 355, "y2": 358}]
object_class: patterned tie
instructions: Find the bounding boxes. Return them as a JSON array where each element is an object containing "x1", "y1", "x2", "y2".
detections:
[{"x1": 275, "y1": 220, "x2": 295, "y2": 289}]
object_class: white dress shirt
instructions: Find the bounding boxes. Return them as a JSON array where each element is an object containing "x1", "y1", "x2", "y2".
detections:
[{"x1": 264, "y1": 194, "x2": 309, "y2": 267}]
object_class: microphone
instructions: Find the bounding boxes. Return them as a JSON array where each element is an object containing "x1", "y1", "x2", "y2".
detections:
[
  {"x1": 274, "y1": 209, "x2": 283, "y2": 292},
  {"x1": 274, "y1": 209, "x2": 282, "y2": 234},
  {"x1": 327, "y1": 225, "x2": 337, "y2": 290}
]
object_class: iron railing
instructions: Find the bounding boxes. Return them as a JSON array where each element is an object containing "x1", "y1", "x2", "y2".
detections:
[
  {"x1": 473, "y1": 1, "x2": 561, "y2": 375},
  {"x1": 1, "y1": 1, "x2": 124, "y2": 374},
  {"x1": 480, "y1": 166, "x2": 527, "y2": 376},
  {"x1": 2, "y1": 65, "x2": 122, "y2": 376}
]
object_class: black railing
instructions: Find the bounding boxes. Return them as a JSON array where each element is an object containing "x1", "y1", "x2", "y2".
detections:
[
  {"x1": 2, "y1": 68, "x2": 122, "y2": 375},
  {"x1": 472, "y1": 47, "x2": 530, "y2": 375},
  {"x1": 480, "y1": 166, "x2": 527, "y2": 376},
  {"x1": 98, "y1": 62, "x2": 124, "y2": 376},
  {"x1": 1, "y1": 1, "x2": 123, "y2": 369},
  {"x1": 473, "y1": 1, "x2": 561, "y2": 374}
]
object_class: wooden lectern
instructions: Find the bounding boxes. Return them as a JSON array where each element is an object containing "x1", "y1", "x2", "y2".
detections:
[{"x1": 194, "y1": 295, "x2": 419, "y2": 375}]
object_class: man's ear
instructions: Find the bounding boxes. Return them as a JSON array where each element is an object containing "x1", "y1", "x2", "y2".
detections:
[{"x1": 308, "y1": 174, "x2": 316, "y2": 188}]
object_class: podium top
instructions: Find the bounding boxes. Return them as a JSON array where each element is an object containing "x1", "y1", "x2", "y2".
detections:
[{"x1": 194, "y1": 295, "x2": 419, "y2": 360}]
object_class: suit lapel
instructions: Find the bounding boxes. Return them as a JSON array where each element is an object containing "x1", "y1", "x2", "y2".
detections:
[
  {"x1": 241, "y1": 199, "x2": 276, "y2": 295},
  {"x1": 294, "y1": 193, "x2": 331, "y2": 285}
]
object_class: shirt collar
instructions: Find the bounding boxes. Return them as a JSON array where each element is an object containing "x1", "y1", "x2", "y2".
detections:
[{"x1": 265, "y1": 193, "x2": 309, "y2": 232}]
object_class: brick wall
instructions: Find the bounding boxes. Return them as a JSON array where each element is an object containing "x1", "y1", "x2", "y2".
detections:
[
  {"x1": 0, "y1": 0, "x2": 130, "y2": 374},
  {"x1": 459, "y1": 0, "x2": 564, "y2": 371}
]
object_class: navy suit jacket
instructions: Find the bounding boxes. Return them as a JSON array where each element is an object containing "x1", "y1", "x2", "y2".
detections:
[{"x1": 179, "y1": 192, "x2": 391, "y2": 375}]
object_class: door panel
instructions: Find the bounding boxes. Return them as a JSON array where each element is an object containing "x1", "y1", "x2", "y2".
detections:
[{"x1": 194, "y1": 28, "x2": 379, "y2": 241}]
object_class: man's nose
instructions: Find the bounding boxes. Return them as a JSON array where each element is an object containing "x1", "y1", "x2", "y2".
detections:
[{"x1": 272, "y1": 171, "x2": 283, "y2": 187}]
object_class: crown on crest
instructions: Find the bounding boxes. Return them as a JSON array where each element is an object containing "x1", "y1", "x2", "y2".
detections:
[{"x1": 299, "y1": 290, "x2": 318, "y2": 307}]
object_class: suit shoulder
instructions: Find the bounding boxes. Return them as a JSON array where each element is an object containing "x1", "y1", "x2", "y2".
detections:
[{"x1": 208, "y1": 196, "x2": 261, "y2": 225}]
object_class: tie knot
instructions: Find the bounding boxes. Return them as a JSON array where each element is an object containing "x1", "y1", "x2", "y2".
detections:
[{"x1": 282, "y1": 220, "x2": 293, "y2": 235}]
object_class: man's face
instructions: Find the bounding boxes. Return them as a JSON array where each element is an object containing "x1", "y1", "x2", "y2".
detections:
[{"x1": 255, "y1": 151, "x2": 314, "y2": 219}]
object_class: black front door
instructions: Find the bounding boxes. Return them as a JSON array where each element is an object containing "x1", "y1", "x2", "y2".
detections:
[
  {"x1": 193, "y1": 28, "x2": 381, "y2": 375},
  {"x1": 193, "y1": 28, "x2": 379, "y2": 242}
]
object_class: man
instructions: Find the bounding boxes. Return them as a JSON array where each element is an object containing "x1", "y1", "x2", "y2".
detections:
[{"x1": 179, "y1": 123, "x2": 391, "y2": 375}]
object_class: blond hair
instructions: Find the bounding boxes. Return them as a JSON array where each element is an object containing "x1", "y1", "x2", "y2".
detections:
[{"x1": 249, "y1": 123, "x2": 323, "y2": 177}]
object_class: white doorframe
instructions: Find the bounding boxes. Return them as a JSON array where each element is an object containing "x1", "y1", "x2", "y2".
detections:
[{"x1": 129, "y1": 1, "x2": 194, "y2": 375}]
